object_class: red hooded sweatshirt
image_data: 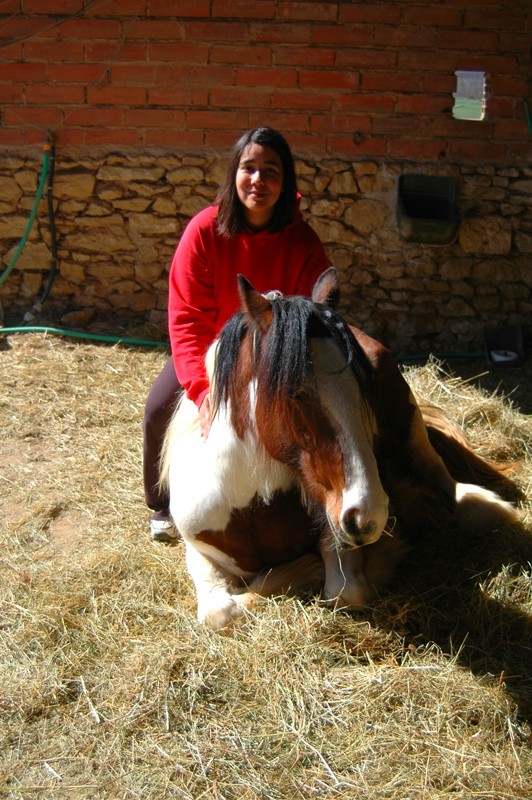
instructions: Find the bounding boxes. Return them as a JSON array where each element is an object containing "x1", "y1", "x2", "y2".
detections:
[{"x1": 168, "y1": 202, "x2": 329, "y2": 407}]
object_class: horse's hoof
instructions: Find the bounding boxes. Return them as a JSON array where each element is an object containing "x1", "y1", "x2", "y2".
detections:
[{"x1": 198, "y1": 597, "x2": 255, "y2": 633}]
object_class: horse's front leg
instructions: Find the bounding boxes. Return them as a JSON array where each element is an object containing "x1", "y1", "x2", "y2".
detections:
[
  {"x1": 319, "y1": 537, "x2": 374, "y2": 610},
  {"x1": 184, "y1": 542, "x2": 258, "y2": 632},
  {"x1": 319, "y1": 531, "x2": 404, "y2": 610}
]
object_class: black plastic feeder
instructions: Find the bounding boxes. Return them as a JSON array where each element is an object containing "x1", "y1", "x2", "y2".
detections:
[{"x1": 397, "y1": 174, "x2": 459, "y2": 245}]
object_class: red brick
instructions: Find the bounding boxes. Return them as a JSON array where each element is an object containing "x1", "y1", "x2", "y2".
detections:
[
  {"x1": 300, "y1": 70, "x2": 359, "y2": 91},
  {"x1": 125, "y1": 19, "x2": 185, "y2": 40},
  {"x1": 147, "y1": 43, "x2": 210, "y2": 63},
  {"x1": 111, "y1": 64, "x2": 173, "y2": 85},
  {"x1": 388, "y1": 139, "x2": 449, "y2": 159},
  {"x1": 54, "y1": 128, "x2": 86, "y2": 146},
  {"x1": 277, "y1": 3, "x2": 338, "y2": 22},
  {"x1": 327, "y1": 135, "x2": 387, "y2": 157},
  {"x1": 65, "y1": 108, "x2": 122, "y2": 127},
  {"x1": 0, "y1": 84, "x2": 24, "y2": 102},
  {"x1": 362, "y1": 73, "x2": 423, "y2": 92},
  {"x1": 236, "y1": 67, "x2": 297, "y2": 88},
  {"x1": 311, "y1": 113, "x2": 372, "y2": 135},
  {"x1": 448, "y1": 141, "x2": 507, "y2": 160},
  {"x1": 248, "y1": 111, "x2": 309, "y2": 131},
  {"x1": 86, "y1": 43, "x2": 147, "y2": 62},
  {"x1": 175, "y1": 65, "x2": 235, "y2": 86},
  {"x1": 185, "y1": 22, "x2": 247, "y2": 41},
  {"x1": 0, "y1": 129, "x2": 25, "y2": 146},
  {"x1": 0, "y1": 18, "x2": 49, "y2": 41},
  {"x1": 3, "y1": 106, "x2": 64, "y2": 126},
  {"x1": 0, "y1": 42, "x2": 23, "y2": 60},
  {"x1": 273, "y1": 45, "x2": 335, "y2": 67},
  {"x1": 444, "y1": 30, "x2": 499, "y2": 51},
  {"x1": 250, "y1": 22, "x2": 310, "y2": 43},
  {"x1": 286, "y1": 133, "x2": 327, "y2": 156},
  {"x1": 395, "y1": 94, "x2": 451, "y2": 115},
  {"x1": 487, "y1": 97, "x2": 518, "y2": 119},
  {"x1": 490, "y1": 76, "x2": 526, "y2": 97},
  {"x1": 125, "y1": 108, "x2": 186, "y2": 127},
  {"x1": 374, "y1": 26, "x2": 437, "y2": 48},
  {"x1": 464, "y1": 9, "x2": 525, "y2": 30},
  {"x1": 146, "y1": 129, "x2": 206, "y2": 147},
  {"x1": 58, "y1": 19, "x2": 123, "y2": 40},
  {"x1": 86, "y1": 0, "x2": 147, "y2": 13},
  {"x1": 424, "y1": 75, "x2": 456, "y2": 94},
  {"x1": 0, "y1": 63, "x2": 45, "y2": 81},
  {"x1": 335, "y1": 50, "x2": 397, "y2": 70},
  {"x1": 272, "y1": 91, "x2": 331, "y2": 111},
  {"x1": 372, "y1": 115, "x2": 431, "y2": 137},
  {"x1": 334, "y1": 94, "x2": 395, "y2": 113},
  {"x1": 187, "y1": 110, "x2": 249, "y2": 129},
  {"x1": 25, "y1": 41, "x2": 84, "y2": 62},
  {"x1": 493, "y1": 120, "x2": 531, "y2": 140},
  {"x1": 204, "y1": 130, "x2": 246, "y2": 150},
  {"x1": 398, "y1": 52, "x2": 459, "y2": 73},
  {"x1": 48, "y1": 64, "x2": 103, "y2": 83},
  {"x1": 211, "y1": 45, "x2": 272, "y2": 66},
  {"x1": 0, "y1": 0, "x2": 19, "y2": 13},
  {"x1": 500, "y1": 32, "x2": 531, "y2": 54},
  {"x1": 87, "y1": 86, "x2": 147, "y2": 105},
  {"x1": 148, "y1": 87, "x2": 209, "y2": 106},
  {"x1": 212, "y1": 0, "x2": 276, "y2": 18},
  {"x1": 85, "y1": 128, "x2": 145, "y2": 146},
  {"x1": 401, "y1": 6, "x2": 463, "y2": 27},
  {"x1": 150, "y1": 0, "x2": 210, "y2": 15},
  {"x1": 312, "y1": 24, "x2": 372, "y2": 47},
  {"x1": 26, "y1": 84, "x2": 85, "y2": 104},
  {"x1": 339, "y1": 4, "x2": 401, "y2": 24},
  {"x1": 22, "y1": 0, "x2": 82, "y2": 11},
  {"x1": 210, "y1": 87, "x2": 270, "y2": 108}
]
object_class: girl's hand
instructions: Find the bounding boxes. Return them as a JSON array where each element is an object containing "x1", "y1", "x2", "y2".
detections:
[{"x1": 199, "y1": 394, "x2": 212, "y2": 439}]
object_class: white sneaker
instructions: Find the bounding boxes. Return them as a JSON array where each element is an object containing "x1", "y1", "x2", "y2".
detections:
[{"x1": 150, "y1": 514, "x2": 179, "y2": 543}]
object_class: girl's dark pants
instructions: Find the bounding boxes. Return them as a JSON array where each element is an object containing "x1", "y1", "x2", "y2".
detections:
[{"x1": 143, "y1": 357, "x2": 182, "y2": 511}]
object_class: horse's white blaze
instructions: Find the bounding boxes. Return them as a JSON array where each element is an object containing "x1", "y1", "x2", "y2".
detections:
[{"x1": 311, "y1": 339, "x2": 389, "y2": 544}]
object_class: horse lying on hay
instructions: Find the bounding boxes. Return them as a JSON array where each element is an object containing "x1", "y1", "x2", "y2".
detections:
[{"x1": 160, "y1": 268, "x2": 520, "y2": 631}]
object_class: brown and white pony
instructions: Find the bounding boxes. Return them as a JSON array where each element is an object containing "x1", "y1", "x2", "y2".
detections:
[{"x1": 160, "y1": 269, "x2": 519, "y2": 631}]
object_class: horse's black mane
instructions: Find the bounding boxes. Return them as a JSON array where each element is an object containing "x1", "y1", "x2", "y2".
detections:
[{"x1": 211, "y1": 295, "x2": 373, "y2": 413}]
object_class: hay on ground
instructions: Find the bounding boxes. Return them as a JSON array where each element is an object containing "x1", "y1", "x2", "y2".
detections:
[{"x1": 0, "y1": 333, "x2": 531, "y2": 799}]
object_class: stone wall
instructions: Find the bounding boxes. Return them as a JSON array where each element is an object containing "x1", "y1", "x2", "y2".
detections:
[{"x1": 1, "y1": 147, "x2": 530, "y2": 356}]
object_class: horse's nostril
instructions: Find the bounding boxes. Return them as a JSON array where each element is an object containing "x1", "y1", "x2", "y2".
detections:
[
  {"x1": 342, "y1": 513, "x2": 377, "y2": 544},
  {"x1": 359, "y1": 520, "x2": 377, "y2": 538}
]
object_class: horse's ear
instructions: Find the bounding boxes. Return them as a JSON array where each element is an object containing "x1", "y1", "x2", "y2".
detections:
[
  {"x1": 237, "y1": 274, "x2": 273, "y2": 333},
  {"x1": 311, "y1": 267, "x2": 340, "y2": 307}
]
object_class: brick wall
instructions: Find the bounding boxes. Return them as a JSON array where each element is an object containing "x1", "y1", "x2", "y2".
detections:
[{"x1": 0, "y1": 1, "x2": 530, "y2": 158}]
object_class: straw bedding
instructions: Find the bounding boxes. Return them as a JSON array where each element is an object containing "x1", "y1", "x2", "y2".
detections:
[{"x1": 0, "y1": 332, "x2": 530, "y2": 799}]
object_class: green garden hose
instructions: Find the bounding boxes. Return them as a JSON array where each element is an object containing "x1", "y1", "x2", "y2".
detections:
[
  {"x1": 0, "y1": 324, "x2": 167, "y2": 348},
  {"x1": 0, "y1": 141, "x2": 52, "y2": 288}
]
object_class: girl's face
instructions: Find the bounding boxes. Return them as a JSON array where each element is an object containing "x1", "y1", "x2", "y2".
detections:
[{"x1": 235, "y1": 143, "x2": 284, "y2": 231}]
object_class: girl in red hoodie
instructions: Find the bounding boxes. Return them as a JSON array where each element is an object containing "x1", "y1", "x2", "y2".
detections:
[{"x1": 144, "y1": 127, "x2": 329, "y2": 541}]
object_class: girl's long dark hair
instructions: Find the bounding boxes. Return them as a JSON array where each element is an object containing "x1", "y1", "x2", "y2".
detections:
[{"x1": 216, "y1": 127, "x2": 298, "y2": 238}]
